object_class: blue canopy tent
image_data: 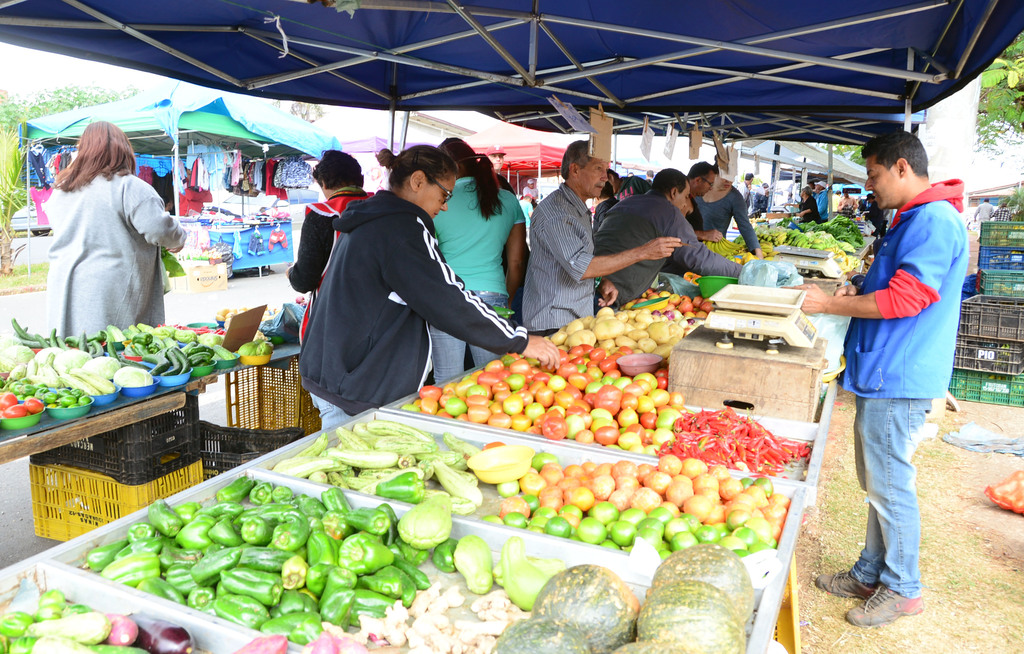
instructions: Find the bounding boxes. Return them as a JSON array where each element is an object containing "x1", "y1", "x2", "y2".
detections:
[{"x1": 0, "y1": 1, "x2": 1022, "y2": 132}]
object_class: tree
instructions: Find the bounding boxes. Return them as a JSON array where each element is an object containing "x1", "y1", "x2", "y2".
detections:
[
  {"x1": 0, "y1": 85, "x2": 138, "y2": 130},
  {"x1": 978, "y1": 32, "x2": 1024, "y2": 150},
  {"x1": 0, "y1": 127, "x2": 27, "y2": 276},
  {"x1": 290, "y1": 102, "x2": 324, "y2": 123}
]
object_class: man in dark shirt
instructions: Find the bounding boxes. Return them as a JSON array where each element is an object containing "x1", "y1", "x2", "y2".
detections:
[{"x1": 685, "y1": 162, "x2": 725, "y2": 243}]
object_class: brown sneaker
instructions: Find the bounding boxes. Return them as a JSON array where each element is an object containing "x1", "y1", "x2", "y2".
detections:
[
  {"x1": 815, "y1": 570, "x2": 877, "y2": 599},
  {"x1": 846, "y1": 586, "x2": 924, "y2": 627}
]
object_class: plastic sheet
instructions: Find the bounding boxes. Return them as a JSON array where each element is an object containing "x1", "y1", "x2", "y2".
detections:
[
  {"x1": 942, "y1": 422, "x2": 1024, "y2": 456},
  {"x1": 738, "y1": 260, "x2": 804, "y2": 288},
  {"x1": 806, "y1": 313, "x2": 850, "y2": 374}
]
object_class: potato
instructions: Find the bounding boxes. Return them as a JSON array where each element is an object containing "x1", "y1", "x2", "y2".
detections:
[
  {"x1": 593, "y1": 318, "x2": 626, "y2": 340},
  {"x1": 615, "y1": 335, "x2": 639, "y2": 349},
  {"x1": 634, "y1": 313, "x2": 653, "y2": 327},
  {"x1": 582, "y1": 316, "x2": 594, "y2": 328},
  {"x1": 599, "y1": 339, "x2": 616, "y2": 351},
  {"x1": 615, "y1": 311, "x2": 631, "y2": 322},
  {"x1": 565, "y1": 329, "x2": 596, "y2": 348},
  {"x1": 647, "y1": 321, "x2": 672, "y2": 345},
  {"x1": 596, "y1": 306, "x2": 616, "y2": 319},
  {"x1": 627, "y1": 328, "x2": 649, "y2": 342},
  {"x1": 565, "y1": 319, "x2": 585, "y2": 335},
  {"x1": 653, "y1": 343, "x2": 675, "y2": 359},
  {"x1": 668, "y1": 323, "x2": 684, "y2": 339},
  {"x1": 549, "y1": 330, "x2": 567, "y2": 346},
  {"x1": 637, "y1": 337, "x2": 658, "y2": 353}
]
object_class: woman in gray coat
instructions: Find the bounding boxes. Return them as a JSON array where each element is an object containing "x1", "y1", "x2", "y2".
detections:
[{"x1": 45, "y1": 121, "x2": 185, "y2": 336}]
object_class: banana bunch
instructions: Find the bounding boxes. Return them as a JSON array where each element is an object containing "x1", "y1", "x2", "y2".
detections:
[
  {"x1": 706, "y1": 239, "x2": 746, "y2": 258},
  {"x1": 755, "y1": 226, "x2": 791, "y2": 246},
  {"x1": 831, "y1": 250, "x2": 860, "y2": 273}
]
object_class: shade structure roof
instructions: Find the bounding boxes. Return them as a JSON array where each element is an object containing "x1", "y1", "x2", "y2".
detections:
[
  {"x1": 24, "y1": 80, "x2": 342, "y2": 157},
  {"x1": 464, "y1": 121, "x2": 574, "y2": 173},
  {"x1": 1, "y1": 1, "x2": 1021, "y2": 125}
]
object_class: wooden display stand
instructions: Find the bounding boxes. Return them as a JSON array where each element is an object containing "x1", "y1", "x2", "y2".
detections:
[
  {"x1": 801, "y1": 277, "x2": 844, "y2": 296},
  {"x1": 669, "y1": 326, "x2": 827, "y2": 422}
]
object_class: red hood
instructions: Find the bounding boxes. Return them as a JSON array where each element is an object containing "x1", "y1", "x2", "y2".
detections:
[{"x1": 891, "y1": 179, "x2": 964, "y2": 229}]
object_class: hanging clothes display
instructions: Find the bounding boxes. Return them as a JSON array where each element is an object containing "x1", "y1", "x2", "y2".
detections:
[
  {"x1": 273, "y1": 156, "x2": 314, "y2": 188},
  {"x1": 264, "y1": 159, "x2": 288, "y2": 200},
  {"x1": 30, "y1": 187, "x2": 53, "y2": 226},
  {"x1": 28, "y1": 144, "x2": 52, "y2": 188}
]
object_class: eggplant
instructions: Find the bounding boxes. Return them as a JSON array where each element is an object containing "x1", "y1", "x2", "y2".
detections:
[{"x1": 131, "y1": 616, "x2": 193, "y2": 654}]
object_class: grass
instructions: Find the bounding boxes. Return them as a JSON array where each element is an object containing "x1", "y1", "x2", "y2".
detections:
[
  {"x1": 796, "y1": 393, "x2": 1024, "y2": 652},
  {"x1": 0, "y1": 262, "x2": 47, "y2": 293}
]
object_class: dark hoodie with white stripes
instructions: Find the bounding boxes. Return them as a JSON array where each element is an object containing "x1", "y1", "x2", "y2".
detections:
[{"x1": 299, "y1": 190, "x2": 529, "y2": 415}]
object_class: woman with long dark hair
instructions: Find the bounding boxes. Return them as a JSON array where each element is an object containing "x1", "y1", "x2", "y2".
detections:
[
  {"x1": 45, "y1": 121, "x2": 185, "y2": 336},
  {"x1": 299, "y1": 145, "x2": 557, "y2": 429},
  {"x1": 426, "y1": 137, "x2": 528, "y2": 382}
]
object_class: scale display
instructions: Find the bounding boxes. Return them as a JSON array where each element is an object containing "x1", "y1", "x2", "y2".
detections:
[{"x1": 704, "y1": 285, "x2": 817, "y2": 348}]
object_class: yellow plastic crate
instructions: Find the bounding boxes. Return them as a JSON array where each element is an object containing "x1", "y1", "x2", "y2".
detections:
[
  {"x1": 30, "y1": 460, "x2": 204, "y2": 541},
  {"x1": 773, "y1": 556, "x2": 801, "y2": 654},
  {"x1": 225, "y1": 357, "x2": 321, "y2": 436}
]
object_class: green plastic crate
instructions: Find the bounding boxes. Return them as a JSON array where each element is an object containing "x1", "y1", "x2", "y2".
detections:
[
  {"x1": 980, "y1": 222, "x2": 1024, "y2": 247},
  {"x1": 949, "y1": 368, "x2": 1024, "y2": 407},
  {"x1": 980, "y1": 269, "x2": 1024, "y2": 298}
]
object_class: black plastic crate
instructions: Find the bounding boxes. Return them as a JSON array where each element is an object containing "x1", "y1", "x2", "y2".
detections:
[
  {"x1": 30, "y1": 394, "x2": 200, "y2": 485},
  {"x1": 199, "y1": 421, "x2": 305, "y2": 479},
  {"x1": 953, "y1": 335, "x2": 1024, "y2": 375},
  {"x1": 959, "y1": 296, "x2": 1024, "y2": 342},
  {"x1": 978, "y1": 246, "x2": 1024, "y2": 271}
]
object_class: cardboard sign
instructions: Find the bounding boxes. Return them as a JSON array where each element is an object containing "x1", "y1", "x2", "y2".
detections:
[
  {"x1": 222, "y1": 305, "x2": 268, "y2": 352},
  {"x1": 663, "y1": 125, "x2": 678, "y2": 159},
  {"x1": 589, "y1": 104, "x2": 613, "y2": 162},
  {"x1": 689, "y1": 127, "x2": 702, "y2": 159},
  {"x1": 548, "y1": 95, "x2": 596, "y2": 133},
  {"x1": 640, "y1": 117, "x2": 654, "y2": 162}
]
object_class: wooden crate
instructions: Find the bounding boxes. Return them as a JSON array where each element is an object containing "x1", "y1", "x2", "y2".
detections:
[
  {"x1": 669, "y1": 326, "x2": 827, "y2": 422},
  {"x1": 801, "y1": 277, "x2": 845, "y2": 296}
]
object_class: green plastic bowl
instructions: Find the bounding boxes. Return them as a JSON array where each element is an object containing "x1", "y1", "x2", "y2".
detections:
[
  {"x1": 214, "y1": 354, "x2": 240, "y2": 370},
  {"x1": 697, "y1": 275, "x2": 739, "y2": 299},
  {"x1": 1, "y1": 411, "x2": 43, "y2": 430},
  {"x1": 191, "y1": 363, "x2": 216, "y2": 378},
  {"x1": 187, "y1": 322, "x2": 220, "y2": 329},
  {"x1": 46, "y1": 398, "x2": 93, "y2": 421}
]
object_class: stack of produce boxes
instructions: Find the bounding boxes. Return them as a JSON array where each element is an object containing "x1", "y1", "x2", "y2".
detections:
[
  {"x1": 977, "y1": 222, "x2": 1024, "y2": 297},
  {"x1": 949, "y1": 296, "x2": 1024, "y2": 407}
]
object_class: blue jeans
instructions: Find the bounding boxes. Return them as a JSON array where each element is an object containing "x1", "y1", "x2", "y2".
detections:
[
  {"x1": 308, "y1": 392, "x2": 352, "y2": 432},
  {"x1": 429, "y1": 291, "x2": 509, "y2": 384},
  {"x1": 850, "y1": 396, "x2": 931, "y2": 598}
]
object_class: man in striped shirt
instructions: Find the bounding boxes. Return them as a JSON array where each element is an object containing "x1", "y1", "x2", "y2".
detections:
[{"x1": 521, "y1": 141, "x2": 682, "y2": 334}]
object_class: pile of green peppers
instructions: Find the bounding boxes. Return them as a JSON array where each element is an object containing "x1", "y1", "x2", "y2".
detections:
[{"x1": 84, "y1": 478, "x2": 449, "y2": 645}]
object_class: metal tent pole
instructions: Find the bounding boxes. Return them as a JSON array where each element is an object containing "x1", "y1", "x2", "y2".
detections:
[
  {"x1": 827, "y1": 144, "x2": 834, "y2": 221},
  {"x1": 24, "y1": 135, "x2": 31, "y2": 277},
  {"x1": 173, "y1": 131, "x2": 181, "y2": 217}
]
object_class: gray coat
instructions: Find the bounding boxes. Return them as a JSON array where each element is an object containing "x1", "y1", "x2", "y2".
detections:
[{"x1": 45, "y1": 174, "x2": 186, "y2": 336}]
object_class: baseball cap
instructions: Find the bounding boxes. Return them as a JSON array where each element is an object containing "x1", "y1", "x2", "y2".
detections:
[
  {"x1": 814, "y1": 180, "x2": 826, "y2": 188},
  {"x1": 744, "y1": 173, "x2": 754, "y2": 180},
  {"x1": 486, "y1": 145, "x2": 506, "y2": 156}
]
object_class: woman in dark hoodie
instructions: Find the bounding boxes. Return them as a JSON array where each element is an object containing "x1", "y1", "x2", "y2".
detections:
[{"x1": 299, "y1": 145, "x2": 559, "y2": 429}]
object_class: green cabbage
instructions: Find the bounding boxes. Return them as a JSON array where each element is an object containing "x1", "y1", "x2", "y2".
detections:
[
  {"x1": 54, "y1": 349, "x2": 93, "y2": 374},
  {"x1": 0, "y1": 345, "x2": 34, "y2": 372},
  {"x1": 0, "y1": 334, "x2": 20, "y2": 352},
  {"x1": 82, "y1": 356, "x2": 122, "y2": 380},
  {"x1": 198, "y1": 333, "x2": 223, "y2": 347},
  {"x1": 113, "y1": 367, "x2": 154, "y2": 388}
]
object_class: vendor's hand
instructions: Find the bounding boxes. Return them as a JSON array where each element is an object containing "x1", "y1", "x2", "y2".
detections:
[
  {"x1": 597, "y1": 277, "x2": 619, "y2": 307},
  {"x1": 753, "y1": 248, "x2": 764, "y2": 259},
  {"x1": 834, "y1": 284, "x2": 860, "y2": 297},
  {"x1": 795, "y1": 284, "x2": 833, "y2": 314},
  {"x1": 697, "y1": 229, "x2": 724, "y2": 243},
  {"x1": 524, "y1": 335, "x2": 561, "y2": 370},
  {"x1": 638, "y1": 237, "x2": 683, "y2": 260},
  {"x1": 167, "y1": 246, "x2": 184, "y2": 254}
]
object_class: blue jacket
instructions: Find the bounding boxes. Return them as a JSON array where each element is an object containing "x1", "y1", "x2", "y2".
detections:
[
  {"x1": 814, "y1": 190, "x2": 829, "y2": 218},
  {"x1": 842, "y1": 193, "x2": 968, "y2": 399}
]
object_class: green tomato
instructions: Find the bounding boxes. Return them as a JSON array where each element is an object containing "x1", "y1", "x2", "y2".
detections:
[
  {"x1": 608, "y1": 520, "x2": 636, "y2": 548},
  {"x1": 619, "y1": 508, "x2": 646, "y2": 526},
  {"x1": 522, "y1": 494, "x2": 540, "y2": 514},
  {"x1": 646, "y1": 506, "x2": 675, "y2": 525},
  {"x1": 77, "y1": 396, "x2": 92, "y2": 406},
  {"x1": 717, "y1": 535, "x2": 748, "y2": 552},
  {"x1": 42, "y1": 392, "x2": 59, "y2": 405},
  {"x1": 531, "y1": 452, "x2": 559, "y2": 471},
  {"x1": 481, "y1": 515, "x2": 503, "y2": 526},
  {"x1": 59, "y1": 395, "x2": 77, "y2": 408},
  {"x1": 599, "y1": 539, "x2": 620, "y2": 550},
  {"x1": 664, "y1": 517, "x2": 693, "y2": 542},
  {"x1": 695, "y1": 525, "x2": 721, "y2": 544},
  {"x1": 636, "y1": 517, "x2": 665, "y2": 538},
  {"x1": 576, "y1": 517, "x2": 608, "y2": 545},
  {"x1": 532, "y1": 507, "x2": 558, "y2": 520},
  {"x1": 543, "y1": 516, "x2": 573, "y2": 539},
  {"x1": 670, "y1": 531, "x2": 699, "y2": 551},
  {"x1": 444, "y1": 397, "x2": 468, "y2": 417},
  {"x1": 558, "y1": 505, "x2": 583, "y2": 521},
  {"x1": 588, "y1": 501, "x2": 620, "y2": 525},
  {"x1": 636, "y1": 526, "x2": 663, "y2": 548},
  {"x1": 496, "y1": 481, "x2": 520, "y2": 498},
  {"x1": 529, "y1": 516, "x2": 550, "y2": 530},
  {"x1": 503, "y1": 512, "x2": 528, "y2": 529}
]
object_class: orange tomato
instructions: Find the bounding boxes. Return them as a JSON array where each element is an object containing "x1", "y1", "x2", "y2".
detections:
[
  {"x1": 509, "y1": 413, "x2": 533, "y2": 432},
  {"x1": 668, "y1": 391, "x2": 685, "y2": 407},
  {"x1": 630, "y1": 487, "x2": 663, "y2": 514},
  {"x1": 567, "y1": 373, "x2": 591, "y2": 390},
  {"x1": 612, "y1": 460, "x2": 638, "y2": 479},
  {"x1": 419, "y1": 397, "x2": 438, "y2": 415},
  {"x1": 636, "y1": 463, "x2": 656, "y2": 484},
  {"x1": 568, "y1": 344, "x2": 594, "y2": 357},
  {"x1": 563, "y1": 464, "x2": 586, "y2": 479},
  {"x1": 519, "y1": 472, "x2": 548, "y2": 496},
  {"x1": 419, "y1": 385, "x2": 443, "y2": 401},
  {"x1": 657, "y1": 454, "x2": 683, "y2": 477},
  {"x1": 644, "y1": 471, "x2": 673, "y2": 496},
  {"x1": 499, "y1": 496, "x2": 531, "y2": 519},
  {"x1": 666, "y1": 478, "x2": 694, "y2": 507},
  {"x1": 487, "y1": 412, "x2": 513, "y2": 429},
  {"x1": 465, "y1": 394, "x2": 490, "y2": 407},
  {"x1": 466, "y1": 405, "x2": 491, "y2": 423},
  {"x1": 682, "y1": 494, "x2": 713, "y2": 522},
  {"x1": 539, "y1": 463, "x2": 564, "y2": 486},
  {"x1": 607, "y1": 489, "x2": 632, "y2": 512},
  {"x1": 574, "y1": 429, "x2": 595, "y2": 444},
  {"x1": 567, "y1": 486, "x2": 596, "y2": 512},
  {"x1": 538, "y1": 487, "x2": 564, "y2": 511},
  {"x1": 588, "y1": 474, "x2": 616, "y2": 501},
  {"x1": 621, "y1": 382, "x2": 645, "y2": 397},
  {"x1": 593, "y1": 426, "x2": 620, "y2": 446},
  {"x1": 509, "y1": 358, "x2": 532, "y2": 375},
  {"x1": 681, "y1": 457, "x2": 709, "y2": 479}
]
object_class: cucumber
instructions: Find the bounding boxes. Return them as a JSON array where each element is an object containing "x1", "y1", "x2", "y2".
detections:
[
  {"x1": 364, "y1": 420, "x2": 436, "y2": 444},
  {"x1": 27, "y1": 613, "x2": 111, "y2": 645},
  {"x1": 321, "y1": 448, "x2": 400, "y2": 469}
]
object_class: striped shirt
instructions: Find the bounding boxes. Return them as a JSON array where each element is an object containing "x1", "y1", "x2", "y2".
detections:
[{"x1": 522, "y1": 184, "x2": 596, "y2": 331}]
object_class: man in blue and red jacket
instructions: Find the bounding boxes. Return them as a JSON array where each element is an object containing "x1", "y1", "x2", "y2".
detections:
[{"x1": 799, "y1": 131, "x2": 968, "y2": 628}]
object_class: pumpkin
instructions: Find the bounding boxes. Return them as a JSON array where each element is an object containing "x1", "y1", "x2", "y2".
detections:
[
  {"x1": 532, "y1": 565, "x2": 641, "y2": 654},
  {"x1": 651, "y1": 543, "x2": 755, "y2": 622},
  {"x1": 611, "y1": 642, "x2": 704, "y2": 654},
  {"x1": 494, "y1": 618, "x2": 592, "y2": 654},
  {"x1": 637, "y1": 580, "x2": 745, "y2": 654}
]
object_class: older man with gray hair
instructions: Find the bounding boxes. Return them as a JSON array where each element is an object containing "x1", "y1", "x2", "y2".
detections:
[{"x1": 521, "y1": 140, "x2": 681, "y2": 334}]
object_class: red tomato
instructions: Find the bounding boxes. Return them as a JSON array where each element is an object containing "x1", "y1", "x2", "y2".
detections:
[
  {"x1": 2, "y1": 404, "x2": 28, "y2": 419},
  {"x1": 594, "y1": 385, "x2": 623, "y2": 415},
  {"x1": 0, "y1": 393, "x2": 17, "y2": 410},
  {"x1": 419, "y1": 385, "x2": 443, "y2": 401},
  {"x1": 657, "y1": 377, "x2": 669, "y2": 390},
  {"x1": 23, "y1": 398, "x2": 45, "y2": 415},
  {"x1": 542, "y1": 415, "x2": 568, "y2": 440},
  {"x1": 483, "y1": 441, "x2": 507, "y2": 450}
]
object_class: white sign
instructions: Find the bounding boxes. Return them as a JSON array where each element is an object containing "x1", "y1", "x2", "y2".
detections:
[
  {"x1": 663, "y1": 125, "x2": 678, "y2": 159},
  {"x1": 548, "y1": 95, "x2": 596, "y2": 133},
  {"x1": 640, "y1": 117, "x2": 654, "y2": 162}
]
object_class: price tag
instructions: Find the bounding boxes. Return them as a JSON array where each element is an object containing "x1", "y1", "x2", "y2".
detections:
[
  {"x1": 640, "y1": 117, "x2": 654, "y2": 162},
  {"x1": 663, "y1": 125, "x2": 678, "y2": 159},
  {"x1": 548, "y1": 95, "x2": 597, "y2": 134}
]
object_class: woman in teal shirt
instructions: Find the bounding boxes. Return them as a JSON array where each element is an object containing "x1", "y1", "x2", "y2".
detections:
[{"x1": 430, "y1": 138, "x2": 528, "y2": 382}]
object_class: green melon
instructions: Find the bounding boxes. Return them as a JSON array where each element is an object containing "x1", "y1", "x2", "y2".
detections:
[
  {"x1": 494, "y1": 618, "x2": 591, "y2": 654},
  {"x1": 637, "y1": 580, "x2": 745, "y2": 654},
  {"x1": 651, "y1": 543, "x2": 755, "y2": 621},
  {"x1": 532, "y1": 564, "x2": 641, "y2": 654},
  {"x1": 611, "y1": 642, "x2": 704, "y2": 654}
]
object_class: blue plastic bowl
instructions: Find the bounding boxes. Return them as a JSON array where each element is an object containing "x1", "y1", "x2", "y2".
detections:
[
  {"x1": 91, "y1": 385, "x2": 122, "y2": 406},
  {"x1": 120, "y1": 382, "x2": 159, "y2": 398},
  {"x1": 157, "y1": 370, "x2": 192, "y2": 387}
]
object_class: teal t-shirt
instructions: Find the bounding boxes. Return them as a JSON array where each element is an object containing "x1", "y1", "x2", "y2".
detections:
[{"x1": 433, "y1": 178, "x2": 526, "y2": 295}]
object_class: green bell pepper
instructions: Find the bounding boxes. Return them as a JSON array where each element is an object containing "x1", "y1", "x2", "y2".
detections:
[
  {"x1": 378, "y1": 503, "x2": 400, "y2": 546},
  {"x1": 374, "y1": 471, "x2": 425, "y2": 504},
  {"x1": 61, "y1": 605, "x2": 91, "y2": 617},
  {"x1": 304, "y1": 563, "x2": 334, "y2": 598},
  {"x1": 174, "y1": 501, "x2": 203, "y2": 522},
  {"x1": 159, "y1": 545, "x2": 202, "y2": 571},
  {"x1": 204, "y1": 543, "x2": 226, "y2": 555},
  {"x1": 282, "y1": 555, "x2": 308, "y2": 590},
  {"x1": 343, "y1": 507, "x2": 389, "y2": 537},
  {"x1": 391, "y1": 557, "x2": 430, "y2": 591},
  {"x1": 34, "y1": 590, "x2": 65, "y2": 621},
  {"x1": 209, "y1": 518, "x2": 244, "y2": 547},
  {"x1": 0, "y1": 613, "x2": 33, "y2": 639},
  {"x1": 165, "y1": 563, "x2": 202, "y2": 595},
  {"x1": 238, "y1": 546, "x2": 293, "y2": 572},
  {"x1": 148, "y1": 499, "x2": 184, "y2": 537},
  {"x1": 101, "y1": 552, "x2": 161, "y2": 587},
  {"x1": 241, "y1": 516, "x2": 274, "y2": 546},
  {"x1": 85, "y1": 539, "x2": 129, "y2": 572},
  {"x1": 396, "y1": 539, "x2": 429, "y2": 566},
  {"x1": 295, "y1": 495, "x2": 327, "y2": 519},
  {"x1": 9, "y1": 638, "x2": 35, "y2": 654},
  {"x1": 175, "y1": 514, "x2": 216, "y2": 550},
  {"x1": 321, "y1": 511, "x2": 350, "y2": 541},
  {"x1": 287, "y1": 615, "x2": 323, "y2": 646},
  {"x1": 322, "y1": 566, "x2": 357, "y2": 598},
  {"x1": 189, "y1": 546, "x2": 242, "y2": 586},
  {"x1": 271, "y1": 590, "x2": 319, "y2": 618},
  {"x1": 391, "y1": 566, "x2": 418, "y2": 607},
  {"x1": 216, "y1": 476, "x2": 256, "y2": 504},
  {"x1": 249, "y1": 482, "x2": 274, "y2": 506},
  {"x1": 337, "y1": 532, "x2": 394, "y2": 575},
  {"x1": 213, "y1": 594, "x2": 271, "y2": 630},
  {"x1": 356, "y1": 566, "x2": 403, "y2": 600},
  {"x1": 320, "y1": 487, "x2": 351, "y2": 514},
  {"x1": 318, "y1": 588, "x2": 355, "y2": 629},
  {"x1": 137, "y1": 577, "x2": 185, "y2": 604},
  {"x1": 127, "y1": 522, "x2": 158, "y2": 542},
  {"x1": 271, "y1": 511, "x2": 311, "y2": 552},
  {"x1": 196, "y1": 501, "x2": 244, "y2": 522},
  {"x1": 431, "y1": 537, "x2": 458, "y2": 574},
  {"x1": 187, "y1": 587, "x2": 216, "y2": 611},
  {"x1": 259, "y1": 612, "x2": 321, "y2": 642},
  {"x1": 305, "y1": 531, "x2": 337, "y2": 567},
  {"x1": 219, "y1": 568, "x2": 284, "y2": 607},
  {"x1": 271, "y1": 486, "x2": 294, "y2": 503},
  {"x1": 113, "y1": 537, "x2": 164, "y2": 561},
  {"x1": 350, "y1": 589, "x2": 395, "y2": 621}
]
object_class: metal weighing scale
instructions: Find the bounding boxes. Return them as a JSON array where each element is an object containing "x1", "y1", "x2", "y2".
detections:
[
  {"x1": 772, "y1": 244, "x2": 844, "y2": 279},
  {"x1": 703, "y1": 285, "x2": 817, "y2": 351}
]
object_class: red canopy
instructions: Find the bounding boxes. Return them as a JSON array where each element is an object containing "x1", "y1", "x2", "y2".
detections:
[{"x1": 465, "y1": 122, "x2": 570, "y2": 175}]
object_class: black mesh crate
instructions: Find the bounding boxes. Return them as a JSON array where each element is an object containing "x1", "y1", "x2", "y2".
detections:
[
  {"x1": 30, "y1": 394, "x2": 200, "y2": 485},
  {"x1": 958, "y1": 295, "x2": 1024, "y2": 342},
  {"x1": 199, "y1": 421, "x2": 305, "y2": 479},
  {"x1": 953, "y1": 335, "x2": 1024, "y2": 375}
]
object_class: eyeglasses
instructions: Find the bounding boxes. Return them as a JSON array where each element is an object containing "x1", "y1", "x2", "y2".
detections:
[
  {"x1": 701, "y1": 176, "x2": 716, "y2": 186},
  {"x1": 429, "y1": 177, "x2": 453, "y2": 203}
]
